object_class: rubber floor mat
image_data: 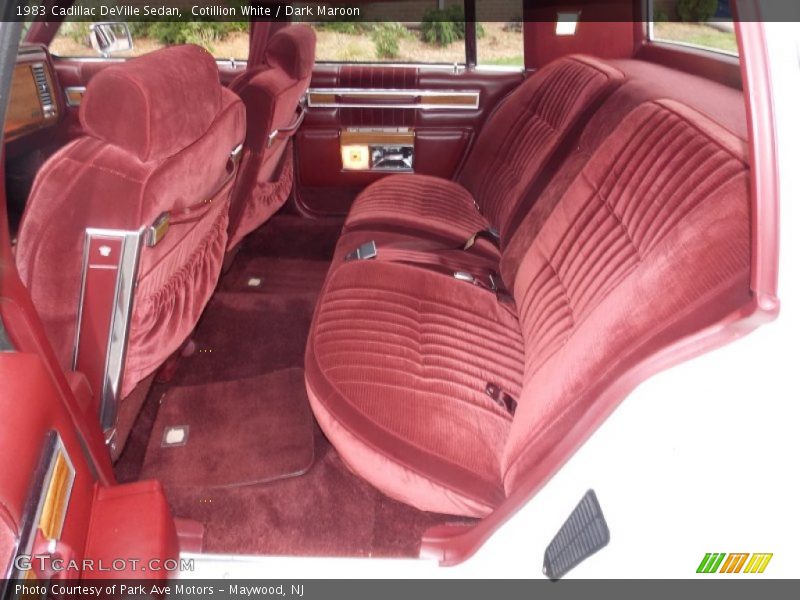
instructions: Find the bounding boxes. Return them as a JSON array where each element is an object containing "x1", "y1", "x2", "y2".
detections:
[{"x1": 140, "y1": 367, "x2": 314, "y2": 488}]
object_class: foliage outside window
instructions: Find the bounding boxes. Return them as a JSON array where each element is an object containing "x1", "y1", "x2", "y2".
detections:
[
  {"x1": 51, "y1": 20, "x2": 250, "y2": 59},
  {"x1": 650, "y1": 0, "x2": 739, "y2": 56},
  {"x1": 307, "y1": 1, "x2": 470, "y2": 65},
  {"x1": 307, "y1": 0, "x2": 523, "y2": 66},
  {"x1": 48, "y1": 0, "x2": 524, "y2": 67},
  {"x1": 50, "y1": 0, "x2": 249, "y2": 59}
]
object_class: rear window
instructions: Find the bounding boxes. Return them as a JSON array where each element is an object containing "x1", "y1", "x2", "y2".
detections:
[
  {"x1": 301, "y1": 0, "x2": 523, "y2": 67},
  {"x1": 306, "y1": 0, "x2": 471, "y2": 65},
  {"x1": 476, "y1": 0, "x2": 524, "y2": 68},
  {"x1": 649, "y1": 0, "x2": 739, "y2": 56}
]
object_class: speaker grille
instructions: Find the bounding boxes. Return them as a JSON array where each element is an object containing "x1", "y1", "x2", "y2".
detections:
[{"x1": 31, "y1": 63, "x2": 56, "y2": 117}]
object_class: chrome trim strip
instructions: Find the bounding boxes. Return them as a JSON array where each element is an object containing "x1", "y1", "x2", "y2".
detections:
[
  {"x1": 308, "y1": 88, "x2": 480, "y2": 110},
  {"x1": 71, "y1": 232, "x2": 92, "y2": 372},
  {"x1": 55, "y1": 58, "x2": 247, "y2": 66},
  {"x1": 73, "y1": 228, "x2": 144, "y2": 437},
  {"x1": 472, "y1": 64, "x2": 525, "y2": 73},
  {"x1": 52, "y1": 56, "x2": 126, "y2": 63},
  {"x1": 99, "y1": 229, "x2": 142, "y2": 433},
  {"x1": 3, "y1": 432, "x2": 75, "y2": 587},
  {"x1": 315, "y1": 61, "x2": 465, "y2": 71},
  {"x1": 2, "y1": 432, "x2": 57, "y2": 588},
  {"x1": 64, "y1": 86, "x2": 86, "y2": 107},
  {"x1": 216, "y1": 59, "x2": 247, "y2": 69},
  {"x1": 268, "y1": 98, "x2": 308, "y2": 147}
]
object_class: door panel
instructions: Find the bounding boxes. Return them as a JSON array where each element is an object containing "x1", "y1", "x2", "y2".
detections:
[
  {"x1": 1, "y1": 160, "x2": 179, "y2": 584},
  {"x1": 296, "y1": 126, "x2": 472, "y2": 186},
  {"x1": 295, "y1": 64, "x2": 524, "y2": 216},
  {"x1": 1, "y1": 156, "x2": 103, "y2": 581},
  {"x1": 53, "y1": 58, "x2": 119, "y2": 139}
]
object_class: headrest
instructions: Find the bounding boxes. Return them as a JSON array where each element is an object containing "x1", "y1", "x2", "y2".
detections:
[
  {"x1": 80, "y1": 45, "x2": 222, "y2": 162},
  {"x1": 264, "y1": 26, "x2": 316, "y2": 81}
]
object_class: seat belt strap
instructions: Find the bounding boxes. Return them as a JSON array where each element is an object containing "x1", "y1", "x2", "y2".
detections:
[
  {"x1": 343, "y1": 240, "x2": 514, "y2": 306},
  {"x1": 145, "y1": 143, "x2": 243, "y2": 247}
]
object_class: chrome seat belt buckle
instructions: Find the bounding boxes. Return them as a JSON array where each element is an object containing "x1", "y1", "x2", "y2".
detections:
[
  {"x1": 145, "y1": 212, "x2": 170, "y2": 247},
  {"x1": 229, "y1": 143, "x2": 244, "y2": 169},
  {"x1": 345, "y1": 240, "x2": 378, "y2": 262}
]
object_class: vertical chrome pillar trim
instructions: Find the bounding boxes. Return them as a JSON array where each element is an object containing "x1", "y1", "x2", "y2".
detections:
[{"x1": 72, "y1": 227, "x2": 144, "y2": 436}]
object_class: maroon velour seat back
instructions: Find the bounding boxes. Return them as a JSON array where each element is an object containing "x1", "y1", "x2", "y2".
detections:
[
  {"x1": 501, "y1": 100, "x2": 752, "y2": 494},
  {"x1": 227, "y1": 25, "x2": 316, "y2": 249},
  {"x1": 457, "y1": 55, "x2": 624, "y2": 241},
  {"x1": 16, "y1": 45, "x2": 246, "y2": 430}
]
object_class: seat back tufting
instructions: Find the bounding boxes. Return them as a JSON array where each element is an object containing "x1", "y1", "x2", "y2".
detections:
[
  {"x1": 501, "y1": 99, "x2": 752, "y2": 492},
  {"x1": 457, "y1": 55, "x2": 624, "y2": 240}
]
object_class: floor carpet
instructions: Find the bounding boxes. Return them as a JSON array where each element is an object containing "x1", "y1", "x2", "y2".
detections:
[
  {"x1": 115, "y1": 214, "x2": 464, "y2": 557},
  {"x1": 140, "y1": 368, "x2": 314, "y2": 488}
]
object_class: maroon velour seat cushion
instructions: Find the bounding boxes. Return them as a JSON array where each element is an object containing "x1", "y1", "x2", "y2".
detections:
[{"x1": 306, "y1": 259, "x2": 523, "y2": 516}]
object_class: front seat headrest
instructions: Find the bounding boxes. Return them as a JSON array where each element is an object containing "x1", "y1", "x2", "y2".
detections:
[
  {"x1": 264, "y1": 25, "x2": 316, "y2": 82},
  {"x1": 80, "y1": 45, "x2": 222, "y2": 162}
]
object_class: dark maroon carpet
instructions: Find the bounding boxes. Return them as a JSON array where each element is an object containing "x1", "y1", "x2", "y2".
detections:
[
  {"x1": 140, "y1": 368, "x2": 314, "y2": 488},
  {"x1": 115, "y1": 214, "x2": 463, "y2": 557}
]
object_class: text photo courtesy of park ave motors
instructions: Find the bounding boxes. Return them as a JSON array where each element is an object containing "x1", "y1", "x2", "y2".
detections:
[{"x1": 13, "y1": 584, "x2": 307, "y2": 598}]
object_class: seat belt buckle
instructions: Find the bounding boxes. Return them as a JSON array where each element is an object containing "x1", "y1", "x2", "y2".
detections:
[
  {"x1": 486, "y1": 383, "x2": 517, "y2": 415},
  {"x1": 345, "y1": 240, "x2": 378, "y2": 262},
  {"x1": 491, "y1": 272, "x2": 516, "y2": 304},
  {"x1": 228, "y1": 143, "x2": 244, "y2": 170},
  {"x1": 145, "y1": 212, "x2": 170, "y2": 247},
  {"x1": 455, "y1": 271, "x2": 496, "y2": 292}
]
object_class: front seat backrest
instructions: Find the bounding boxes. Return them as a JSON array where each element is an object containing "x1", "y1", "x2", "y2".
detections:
[
  {"x1": 16, "y1": 45, "x2": 246, "y2": 452},
  {"x1": 227, "y1": 25, "x2": 316, "y2": 249}
]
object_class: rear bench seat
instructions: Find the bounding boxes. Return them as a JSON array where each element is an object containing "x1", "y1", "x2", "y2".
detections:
[
  {"x1": 305, "y1": 57, "x2": 752, "y2": 517},
  {"x1": 335, "y1": 56, "x2": 624, "y2": 274}
]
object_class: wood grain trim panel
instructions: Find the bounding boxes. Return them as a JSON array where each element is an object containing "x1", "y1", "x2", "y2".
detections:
[
  {"x1": 340, "y1": 129, "x2": 415, "y2": 146},
  {"x1": 4, "y1": 62, "x2": 59, "y2": 142}
]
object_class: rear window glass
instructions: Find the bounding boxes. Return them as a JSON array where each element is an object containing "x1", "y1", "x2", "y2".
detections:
[
  {"x1": 650, "y1": 0, "x2": 738, "y2": 56},
  {"x1": 305, "y1": 0, "x2": 467, "y2": 64}
]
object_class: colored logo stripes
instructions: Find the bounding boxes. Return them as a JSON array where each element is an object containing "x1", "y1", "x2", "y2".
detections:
[{"x1": 697, "y1": 553, "x2": 773, "y2": 574}]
